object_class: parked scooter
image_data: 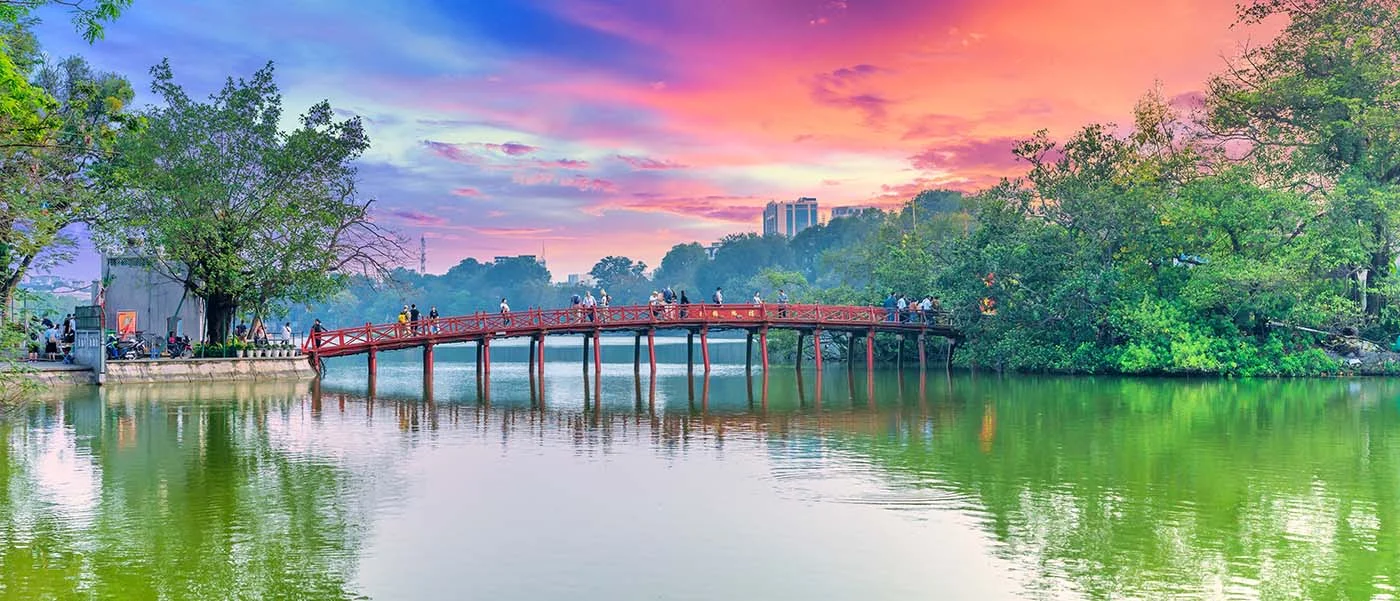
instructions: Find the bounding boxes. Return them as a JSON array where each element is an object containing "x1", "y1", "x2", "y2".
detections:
[
  {"x1": 166, "y1": 333, "x2": 193, "y2": 358},
  {"x1": 106, "y1": 333, "x2": 150, "y2": 360}
]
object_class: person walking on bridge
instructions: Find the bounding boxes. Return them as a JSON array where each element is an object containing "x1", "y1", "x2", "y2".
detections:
[
  {"x1": 583, "y1": 290, "x2": 597, "y2": 322},
  {"x1": 499, "y1": 297, "x2": 511, "y2": 326},
  {"x1": 777, "y1": 289, "x2": 789, "y2": 317},
  {"x1": 310, "y1": 319, "x2": 326, "y2": 348},
  {"x1": 713, "y1": 287, "x2": 724, "y2": 305},
  {"x1": 429, "y1": 306, "x2": 440, "y2": 334},
  {"x1": 679, "y1": 290, "x2": 691, "y2": 318}
]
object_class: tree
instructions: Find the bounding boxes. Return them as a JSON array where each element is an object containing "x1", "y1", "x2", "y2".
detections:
[
  {"x1": 0, "y1": 0, "x2": 131, "y2": 43},
  {"x1": 1, "y1": 8, "x2": 131, "y2": 320},
  {"x1": 653, "y1": 242, "x2": 706, "y2": 290},
  {"x1": 1207, "y1": 0, "x2": 1400, "y2": 321},
  {"x1": 588, "y1": 255, "x2": 649, "y2": 300},
  {"x1": 101, "y1": 60, "x2": 407, "y2": 343}
]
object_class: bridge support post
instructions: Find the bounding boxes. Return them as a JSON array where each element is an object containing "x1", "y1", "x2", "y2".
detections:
[
  {"x1": 947, "y1": 338, "x2": 958, "y2": 372},
  {"x1": 635, "y1": 333, "x2": 642, "y2": 373},
  {"x1": 796, "y1": 332, "x2": 805, "y2": 371},
  {"x1": 866, "y1": 330, "x2": 875, "y2": 372},
  {"x1": 475, "y1": 340, "x2": 484, "y2": 381},
  {"x1": 528, "y1": 337, "x2": 537, "y2": 376},
  {"x1": 699, "y1": 328, "x2": 710, "y2": 373},
  {"x1": 745, "y1": 330, "x2": 754, "y2": 374},
  {"x1": 760, "y1": 328, "x2": 769, "y2": 371},
  {"x1": 813, "y1": 329, "x2": 823, "y2": 372},
  {"x1": 482, "y1": 337, "x2": 492, "y2": 402},
  {"x1": 423, "y1": 343, "x2": 434, "y2": 390},
  {"x1": 847, "y1": 334, "x2": 857, "y2": 367},
  {"x1": 592, "y1": 330, "x2": 602, "y2": 377},
  {"x1": 535, "y1": 334, "x2": 546, "y2": 401},
  {"x1": 918, "y1": 334, "x2": 926, "y2": 371},
  {"x1": 648, "y1": 328, "x2": 658, "y2": 373},
  {"x1": 686, "y1": 331, "x2": 694, "y2": 374},
  {"x1": 582, "y1": 335, "x2": 589, "y2": 373},
  {"x1": 896, "y1": 334, "x2": 904, "y2": 372}
]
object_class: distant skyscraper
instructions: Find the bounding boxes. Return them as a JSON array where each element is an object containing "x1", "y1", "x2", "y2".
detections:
[
  {"x1": 830, "y1": 206, "x2": 873, "y2": 219},
  {"x1": 762, "y1": 197, "x2": 819, "y2": 238}
]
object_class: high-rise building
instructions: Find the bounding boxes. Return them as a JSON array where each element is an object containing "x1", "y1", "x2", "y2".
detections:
[
  {"x1": 830, "y1": 206, "x2": 874, "y2": 219},
  {"x1": 762, "y1": 197, "x2": 819, "y2": 238}
]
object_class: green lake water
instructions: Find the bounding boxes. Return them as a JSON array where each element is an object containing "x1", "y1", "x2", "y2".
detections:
[{"x1": 3, "y1": 344, "x2": 1399, "y2": 600}]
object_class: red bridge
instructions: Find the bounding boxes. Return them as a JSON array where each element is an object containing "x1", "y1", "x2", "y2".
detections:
[{"x1": 305, "y1": 303, "x2": 962, "y2": 388}]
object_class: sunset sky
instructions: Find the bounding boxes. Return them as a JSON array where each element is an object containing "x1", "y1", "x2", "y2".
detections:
[{"x1": 36, "y1": 0, "x2": 1271, "y2": 280}]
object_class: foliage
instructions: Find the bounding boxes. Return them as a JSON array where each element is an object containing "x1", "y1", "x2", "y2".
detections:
[
  {"x1": 100, "y1": 60, "x2": 407, "y2": 343},
  {"x1": 1, "y1": 23, "x2": 132, "y2": 319},
  {"x1": 0, "y1": 319, "x2": 41, "y2": 405}
]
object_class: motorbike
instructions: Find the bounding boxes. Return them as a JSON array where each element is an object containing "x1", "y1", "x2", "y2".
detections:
[
  {"x1": 106, "y1": 333, "x2": 151, "y2": 360},
  {"x1": 166, "y1": 334, "x2": 193, "y2": 358}
]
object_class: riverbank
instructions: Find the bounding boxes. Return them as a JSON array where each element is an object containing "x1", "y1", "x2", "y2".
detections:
[{"x1": 8, "y1": 356, "x2": 316, "y2": 386}]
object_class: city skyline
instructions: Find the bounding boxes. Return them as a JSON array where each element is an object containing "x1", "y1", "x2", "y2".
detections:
[{"x1": 31, "y1": 0, "x2": 1267, "y2": 280}]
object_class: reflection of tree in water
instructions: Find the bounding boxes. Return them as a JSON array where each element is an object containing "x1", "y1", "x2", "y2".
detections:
[
  {"x1": 0, "y1": 383, "x2": 372, "y2": 601},
  {"x1": 815, "y1": 377, "x2": 1400, "y2": 600}
]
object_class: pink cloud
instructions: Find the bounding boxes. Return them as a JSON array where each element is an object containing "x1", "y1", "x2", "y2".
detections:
[
  {"x1": 537, "y1": 158, "x2": 591, "y2": 169},
  {"x1": 821, "y1": 179, "x2": 842, "y2": 186},
  {"x1": 617, "y1": 155, "x2": 688, "y2": 170},
  {"x1": 564, "y1": 176, "x2": 618, "y2": 192},
  {"x1": 484, "y1": 142, "x2": 538, "y2": 156},
  {"x1": 909, "y1": 137, "x2": 1022, "y2": 172},
  {"x1": 451, "y1": 187, "x2": 486, "y2": 198},
  {"x1": 389, "y1": 209, "x2": 450, "y2": 226},
  {"x1": 421, "y1": 140, "x2": 478, "y2": 164}
]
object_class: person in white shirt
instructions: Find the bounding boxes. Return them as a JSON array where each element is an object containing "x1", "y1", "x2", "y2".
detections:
[
  {"x1": 583, "y1": 290, "x2": 597, "y2": 322},
  {"x1": 281, "y1": 322, "x2": 293, "y2": 344},
  {"x1": 499, "y1": 297, "x2": 511, "y2": 325},
  {"x1": 752, "y1": 292, "x2": 762, "y2": 305},
  {"x1": 712, "y1": 287, "x2": 723, "y2": 304}
]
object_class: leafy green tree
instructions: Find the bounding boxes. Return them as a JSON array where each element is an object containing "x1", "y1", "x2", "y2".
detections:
[
  {"x1": 588, "y1": 255, "x2": 649, "y2": 301},
  {"x1": 101, "y1": 60, "x2": 407, "y2": 343},
  {"x1": 1207, "y1": 0, "x2": 1400, "y2": 323},
  {"x1": 653, "y1": 242, "x2": 706, "y2": 291},
  {"x1": 1, "y1": 53, "x2": 133, "y2": 317}
]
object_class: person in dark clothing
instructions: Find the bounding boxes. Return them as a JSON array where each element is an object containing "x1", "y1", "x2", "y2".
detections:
[
  {"x1": 409, "y1": 304, "x2": 421, "y2": 334},
  {"x1": 679, "y1": 290, "x2": 691, "y2": 318},
  {"x1": 428, "y1": 306, "x2": 439, "y2": 334},
  {"x1": 310, "y1": 319, "x2": 326, "y2": 348}
]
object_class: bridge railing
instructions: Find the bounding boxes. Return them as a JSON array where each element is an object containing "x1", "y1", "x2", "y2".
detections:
[{"x1": 303, "y1": 303, "x2": 952, "y2": 355}]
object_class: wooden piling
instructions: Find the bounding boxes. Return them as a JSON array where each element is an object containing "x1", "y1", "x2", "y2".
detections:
[
  {"x1": 592, "y1": 330, "x2": 602, "y2": 376},
  {"x1": 745, "y1": 330, "x2": 754, "y2": 374},
  {"x1": 796, "y1": 332, "x2": 806, "y2": 371},
  {"x1": 813, "y1": 329, "x2": 823, "y2": 372},
  {"x1": 759, "y1": 328, "x2": 769, "y2": 371},
  {"x1": 423, "y1": 343, "x2": 434, "y2": 389},
  {"x1": 699, "y1": 328, "x2": 710, "y2": 372},
  {"x1": 647, "y1": 328, "x2": 657, "y2": 373}
]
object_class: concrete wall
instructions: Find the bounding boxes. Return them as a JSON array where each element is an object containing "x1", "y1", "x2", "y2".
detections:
[
  {"x1": 102, "y1": 255, "x2": 207, "y2": 342},
  {"x1": 102, "y1": 357, "x2": 316, "y2": 385},
  {"x1": 72, "y1": 329, "x2": 105, "y2": 373}
]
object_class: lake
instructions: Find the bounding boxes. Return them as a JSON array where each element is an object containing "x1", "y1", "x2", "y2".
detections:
[{"x1": 3, "y1": 348, "x2": 1398, "y2": 600}]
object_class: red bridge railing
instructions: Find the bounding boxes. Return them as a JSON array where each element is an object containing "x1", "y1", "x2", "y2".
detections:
[{"x1": 303, "y1": 303, "x2": 954, "y2": 358}]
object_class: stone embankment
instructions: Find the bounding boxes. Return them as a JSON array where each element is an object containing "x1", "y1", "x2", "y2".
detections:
[{"x1": 101, "y1": 357, "x2": 316, "y2": 384}]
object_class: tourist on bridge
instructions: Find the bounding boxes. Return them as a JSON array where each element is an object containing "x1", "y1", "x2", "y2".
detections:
[
  {"x1": 397, "y1": 306, "x2": 408, "y2": 336},
  {"x1": 919, "y1": 296, "x2": 933, "y2": 323},
  {"x1": 409, "y1": 304, "x2": 421, "y2": 334},
  {"x1": 583, "y1": 290, "x2": 597, "y2": 322},
  {"x1": 896, "y1": 294, "x2": 909, "y2": 323},
  {"x1": 600, "y1": 289, "x2": 611, "y2": 307},
  {"x1": 883, "y1": 293, "x2": 897, "y2": 322},
  {"x1": 679, "y1": 290, "x2": 690, "y2": 318},
  {"x1": 777, "y1": 289, "x2": 789, "y2": 317},
  {"x1": 429, "y1": 306, "x2": 440, "y2": 334},
  {"x1": 499, "y1": 297, "x2": 511, "y2": 325},
  {"x1": 752, "y1": 291, "x2": 762, "y2": 305},
  {"x1": 713, "y1": 287, "x2": 723, "y2": 305},
  {"x1": 311, "y1": 319, "x2": 326, "y2": 348},
  {"x1": 648, "y1": 291, "x2": 663, "y2": 319},
  {"x1": 570, "y1": 292, "x2": 583, "y2": 323}
]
